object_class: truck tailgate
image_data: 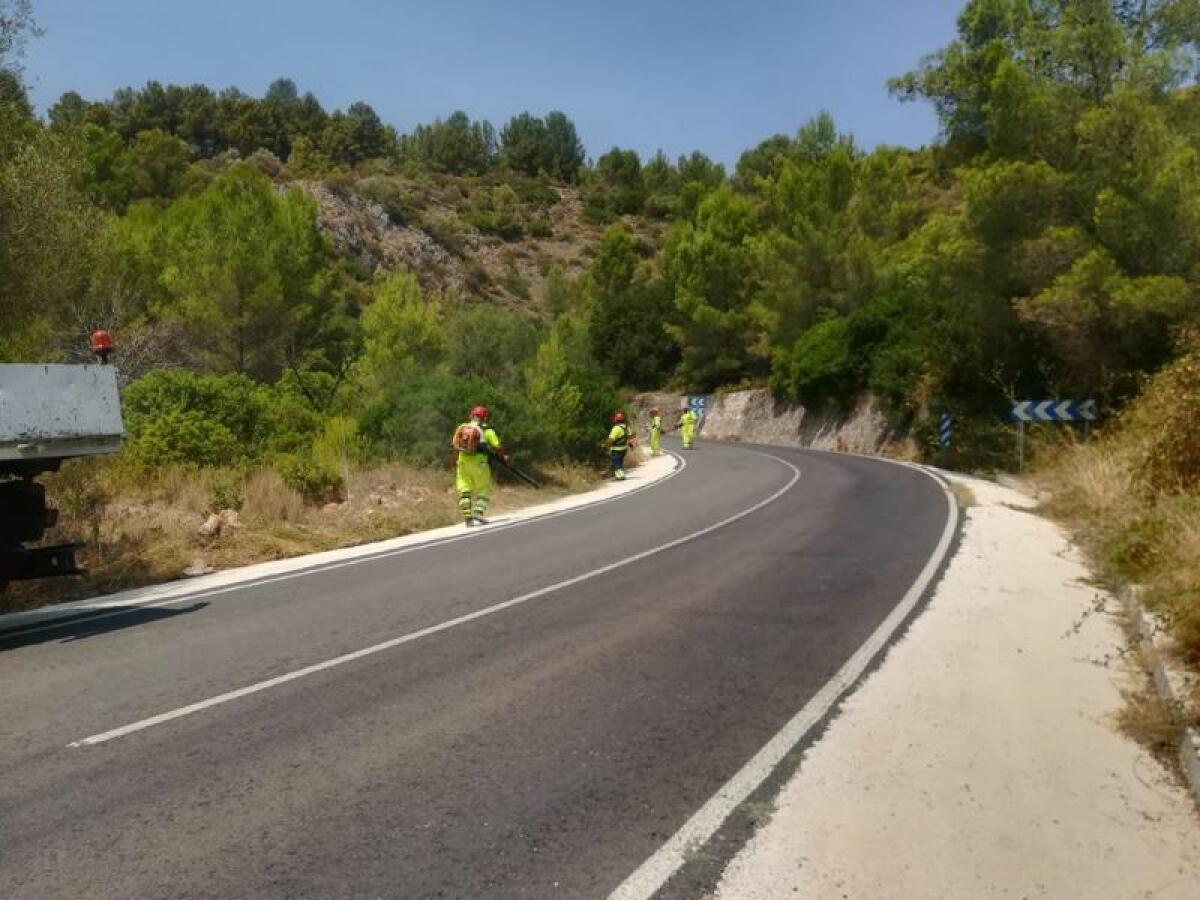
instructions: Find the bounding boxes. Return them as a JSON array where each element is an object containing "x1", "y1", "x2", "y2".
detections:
[{"x1": 0, "y1": 365, "x2": 124, "y2": 461}]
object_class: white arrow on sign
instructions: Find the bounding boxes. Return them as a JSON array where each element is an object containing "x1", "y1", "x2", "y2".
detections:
[
  {"x1": 1077, "y1": 399, "x2": 1098, "y2": 421},
  {"x1": 1012, "y1": 401, "x2": 1033, "y2": 422},
  {"x1": 1033, "y1": 400, "x2": 1056, "y2": 421},
  {"x1": 1053, "y1": 400, "x2": 1074, "y2": 421}
]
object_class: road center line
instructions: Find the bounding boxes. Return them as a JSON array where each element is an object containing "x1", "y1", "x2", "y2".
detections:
[
  {"x1": 69, "y1": 451, "x2": 800, "y2": 748},
  {"x1": 607, "y1": 458, "x2": 959, "y2": 900}
]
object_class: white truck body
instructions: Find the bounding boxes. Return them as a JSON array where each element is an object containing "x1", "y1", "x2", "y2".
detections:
[{"x1": 0, "y1": 364, "x2": 125, "y2": 462}]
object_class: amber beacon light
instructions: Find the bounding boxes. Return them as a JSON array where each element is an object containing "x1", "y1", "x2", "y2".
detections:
[{"x1": 89, "y1": 329, "x2": 115, "y2": 364}]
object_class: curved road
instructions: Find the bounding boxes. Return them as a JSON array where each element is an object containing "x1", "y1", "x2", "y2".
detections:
[{"x1": 0, "y1": 440, "x2": 953, "y2": 899}]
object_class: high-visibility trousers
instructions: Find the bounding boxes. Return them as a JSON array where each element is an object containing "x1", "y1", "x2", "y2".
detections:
[
  {"x1": 456, "y1": 453, "x2": 492, "y2": 517},
  {"x1": 681, "y1": 425, "x2": 696, "y2": 447},
  {"x1": 610, "y1": 448, "x2": 627, "y2": 481},
  {"x1": 650, "y1": 430, "x2": 661, "y2": 455}
]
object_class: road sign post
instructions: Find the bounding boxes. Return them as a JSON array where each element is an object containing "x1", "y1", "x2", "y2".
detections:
[
  {"x1": 1010, "y1": 399, "x2": 1098, "y2": 470},
  {"x1": 938, "y1": 413, "x2": 952, "y2": 450}
]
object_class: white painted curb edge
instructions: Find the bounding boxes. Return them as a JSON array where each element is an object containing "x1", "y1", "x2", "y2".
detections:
[
  {"x1": 0, "y1": 452, "x2": 683, "y2": 636},
  {"x1": 1121, "y1": 587, "x2": 1200, "y2": 814}
]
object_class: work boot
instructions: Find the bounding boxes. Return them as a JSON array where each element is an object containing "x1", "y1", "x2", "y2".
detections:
[
  {"x1": 473, "y1": 515, "x2": 490, "y2": 525},
  {"x1": 464, "y1": 518, "x2": 477, "y2": 528}
]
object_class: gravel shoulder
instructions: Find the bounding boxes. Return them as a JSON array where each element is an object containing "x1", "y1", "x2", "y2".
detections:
[{"x1": 716, "y1": 473, "x2": 1200, "y2": 900}]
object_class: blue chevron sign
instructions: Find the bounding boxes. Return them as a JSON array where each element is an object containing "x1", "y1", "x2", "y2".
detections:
[
  {"x1": 938, "y1": 413, "x2": 953, "y2": 448},
  {"x1": 687, "y1": 395, "x2": 708, "y2": 412},
  {"x1": 1011, "y1": 399, "x2": 1098, "y2": 423}
]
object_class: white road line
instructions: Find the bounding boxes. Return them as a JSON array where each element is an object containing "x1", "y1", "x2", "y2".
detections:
[
  {"x1": 607, "y1": 459, "x2": 959, "y2": 900},
  {"x1": 69, "y1": 451, "x2": 799, "y2": 748},
  {"x1": 11, "y1": 453, "x2": 687, "y2": 641}
]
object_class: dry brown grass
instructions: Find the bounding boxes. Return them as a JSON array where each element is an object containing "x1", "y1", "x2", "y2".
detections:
[
  {"x1": 3, "y1": 458, "x2": 597, "y2": 613},
  {"x1": 1037, "y1": 430, "x2": 1200, "y2": 670},
  {"x1": 242, "y1": 469, "x2": 305, "y2": 524},
  {"x1": 1115, "y1": 680, "x2": 1186, "y2": 772},
  {"x1": 949, "y1": 481, "x2": 977, "y2": 508}
]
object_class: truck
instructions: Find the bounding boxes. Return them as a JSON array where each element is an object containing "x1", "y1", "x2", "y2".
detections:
[{"x1": 0, "y1": 332, "x2": 125, "y2": 591}]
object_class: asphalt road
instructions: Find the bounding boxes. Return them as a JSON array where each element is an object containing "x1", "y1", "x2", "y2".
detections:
[{"x1": 0, "y1": 440, "x2": 952, "y2": 899}]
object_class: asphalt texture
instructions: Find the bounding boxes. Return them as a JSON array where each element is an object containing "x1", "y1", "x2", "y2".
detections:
[{"x1": 0, "y1": 440, "x2": 951, "y2": 899}]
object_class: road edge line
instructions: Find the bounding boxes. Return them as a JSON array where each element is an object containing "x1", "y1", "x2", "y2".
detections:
[
  {"x1": 607, "y1": 456, "x2": 959, "y2": 900},
  {"x1": 4, "y1": 453, "x2": 686, "y2": 640}
]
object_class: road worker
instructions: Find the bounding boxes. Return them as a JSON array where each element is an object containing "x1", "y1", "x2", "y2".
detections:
[
  {"x1": 450, "y1": 405, "x2": 506, "y2": 526},
  {"x1": 648, "y1": 407, "x2": 663, "y2": 457},
  {"x1": 679, "y1": 407, "x2": 699, "y2": 449},
  {"x1": 603, "y1": 412, "x2": 633, "y2": 481}
]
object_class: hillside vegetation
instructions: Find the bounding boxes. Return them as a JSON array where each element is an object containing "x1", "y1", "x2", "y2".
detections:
[{"x1": 3, "y1": 1, "x2": 1200, "y2": 643}]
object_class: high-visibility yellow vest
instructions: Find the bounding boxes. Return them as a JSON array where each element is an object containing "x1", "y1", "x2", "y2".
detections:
[{"x1": 608, "y1": 423, "x2": 630, "y2": 451}]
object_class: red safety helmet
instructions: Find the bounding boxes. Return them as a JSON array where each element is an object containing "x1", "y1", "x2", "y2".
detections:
[
  {"x1": 471, "y1": 406, "x2": 489, "y2": 421},
  {"x1": 649, "y1": 407, "x2": 661, "y2": 415},
  {"x1": 612, "y1": 412, "x2": 626, "y2": 424}
]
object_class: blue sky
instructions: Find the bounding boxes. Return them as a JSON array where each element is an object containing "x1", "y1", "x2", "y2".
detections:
[{"x1": 24, "y1": 0, "x2": 962, "y2": 166}]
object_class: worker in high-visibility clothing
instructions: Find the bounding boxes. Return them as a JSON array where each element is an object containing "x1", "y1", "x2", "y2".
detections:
[
  {"x1": 603, "y1": 412, "x2": 633, "y2": 481},
  {"x1": 679, "y1": 407, "x2": 699, "y2": 449},
  {"x1": 648, "y1": 407, "x2": 663, "y2": 456},
  {"x1": 450, "y1": 405, "x2": 506, "y2": 526}
]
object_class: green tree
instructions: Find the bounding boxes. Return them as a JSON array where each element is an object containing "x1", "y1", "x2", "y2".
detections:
[
  {"x1": 47, "y1": 90, "x2": 88, "y2": 131},
  {"x1": 0, "y1": 131, "x2": 104, "y2": 361},
  {"x1": 594, "y1": 147, "x2": 646, "y2": 215},
  {"x1": 1017, "y1": 248, "x2": 1195, "y2": 395},
  {"x1": 590, "y1": 277, "x2": 679, "y2": 389},
  {"x1": 401, "y1": 110, "x2": 496, "y2": 175},
  {"x1": 542, "y1": 264, "x2": 584, "y2": 318},
  {"x1": 500, "y1": 112, "x2": 549, "y2": 176},
  {"x1": 118, "y1": 165, "x2": 338, "y2": 379},
  {"x1": 664, "y1": 184, "x2": 768, "y2": 388},
  {"x1": 0, "y1": 66, "x2": 35, "y2": 161},
  {"x1": 591, "y1": 224, "x2": 638, "y2": 295},
  {"x1": 446, "y1": 303, "x2": 542, "y2": 385},
  {"x1": 119, "y1": 128, "x2": 192, "y2": 205},
  {"x1": 0, "y1": 0, "x2": 39, "y2": 75},
  {"x1": 543, "y1": 111, "x2": 585, "y2": 180},
  {"x1": 360, "y1": 269, "x2": 447, "y2": 387},
  {"x1": 526, "y1": 314, "x2": 620, "y2": 458},
  {"x1": 264, "y1": 77, "x2": 299, "y2": 105}
]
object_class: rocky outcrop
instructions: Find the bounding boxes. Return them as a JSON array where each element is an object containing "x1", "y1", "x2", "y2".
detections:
[
  {"x1": 294, "y1": 181, "x2": 463, "y2": 289},
  {"x1": 288, "y1": 180, "x2": 605, "y2": 312},
  {"x1": 632, "y1": 389, "x2": 903, "y2": 455}
]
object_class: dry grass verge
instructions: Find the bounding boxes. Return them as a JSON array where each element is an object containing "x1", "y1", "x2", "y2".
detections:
[
  {"x1": 3, "y1": 457, "x2": 596, "y2": 614},
  {"x1": 1038, "y1": 435, "x2": 1200, "y2": 673},
  {"x1": 1115, "y1": 673, "x2": 1193, "y2": 774},
  {"x1": 1034, "y1": 336, "x2": 1200, "y2": 677},
  {"x1": 1040, "y1": 453, "x2": 1197, "y2": 675}
]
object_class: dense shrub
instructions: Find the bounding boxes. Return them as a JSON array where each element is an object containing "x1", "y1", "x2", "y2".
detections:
[
  {"x1": 525, "y1": 316, "x2": 622, "y2": 460},
  {"x1": 355, "y1": 175, "x2": 419, "y2": 226},
  {"x1": 272, "y1": 453, "x2": 344, "y2": 502},
  {"x1": 358, "y1": 371, "x2": 549, "y2": 466},
  {"x1": 1122, "y1": 334, "x2": 1200, "y2": 491},
  {"x1": 770, "y1": 317, "x2": 857, "y2": 409},
  {"x1": 122, "y1": 370, "x2": 322, "y2": 467},
  {"x1": 124, "y1": 409, "x2": 244, "y2": 469},
  {"x1": 511, "y1": 177, "x2": 560, "y2": 208}
]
